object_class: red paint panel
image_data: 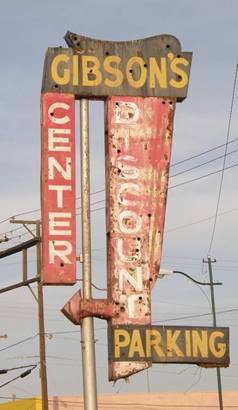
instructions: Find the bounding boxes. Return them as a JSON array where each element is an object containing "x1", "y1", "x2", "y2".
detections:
[
  {"x1": 41, "y1": 93, "x2": 76, "y2": 285},
  {"x1": 106, "y1": 96, "x2": 176, "y2": 380}
]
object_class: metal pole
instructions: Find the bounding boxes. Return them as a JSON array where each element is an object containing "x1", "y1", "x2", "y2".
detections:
[
  {"x1": 80, "y1": 99, "x2": 98, "y2": 410},
  {"x1": 207, "y1": 256, "x2": 223, "y2": 410},
  {"x1": 36, "y1": 222, "x2": 49, "y2": 410}
]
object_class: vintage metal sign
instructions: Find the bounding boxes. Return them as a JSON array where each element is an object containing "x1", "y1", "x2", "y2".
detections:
[
  {"x1": 41, "y1": 92, "x2": 76, "y2": 285},
  {"x1": 45, "y1": 32, "x2": 194, "y2": 382},
  {"x1": 41, "y1": 32, "x2": 192, "y2": 101},
  {"x1": 106, "y1": 96, "x2": 175, "y2": 380},
  {"x1": 109, "y1": 326, "x2": 230, "y2": 367}
]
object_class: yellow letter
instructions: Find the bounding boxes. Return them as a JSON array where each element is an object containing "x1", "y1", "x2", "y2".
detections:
[
  {"x1": 149, "y1": 57, "x2": 167, "y2": 88},
  {"x1": 192, "y1": 330, "x2": 208, "y2": 358},
  {"x1": 185, "y1": 330, "x2": 192, "y2": 357},
  {"x1": 167, "y1": 330, "x2": 184, "y2": 357},
  {"x1": 126, "y1": 57, "x2": 147, "y2": 89},
  {"x1": 128, "y1": 329, "x2": 145, "y2": 358},
  {"x1": 104, "y1": 56, "x2": 123, "y2": 87},
  {"x1": 146, "y1": 329, "x2": 165, "y2": 358},
  {"x1": 170, "y1": 57, "x2": 189, "y2": 89},
  {"x1": 72, "y1": 55, "x2": 79, "y2": 86},
  {"x1": 51, "y1": 54, "x2": 70, "y2": 85},
  {"x1": 82, "y1": 56, "x2": 102, "y2": 86},
  {"x1": 209, "y1": 331, "x2": 226, "y2": 358},
  {"x1": 114, "y1": 329, "x2": 130, "y2": 358}
]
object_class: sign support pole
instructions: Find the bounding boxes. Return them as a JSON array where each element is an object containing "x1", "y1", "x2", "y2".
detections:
[{"x1": 80, "y1": 99, "x2": 98, "y2": 410}]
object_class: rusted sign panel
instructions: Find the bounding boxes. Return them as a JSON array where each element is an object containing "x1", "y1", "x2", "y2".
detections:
[
  {"x1": 41, "y1": 32, "x2": 192, "y2": 101},
  {"x1": 106, "y1": 96, "x2": 175, "y2": 380},
  {"x1": 109, "y1": 325, "x2": 230, "y2": 367},
  {"x1": 41, "y1": 92, "x2": 76, "y2": 285}
]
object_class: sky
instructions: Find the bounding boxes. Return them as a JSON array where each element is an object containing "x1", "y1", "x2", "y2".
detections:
[{"x1": 0, "y1": 0, "x2": 238, "y2": 403}]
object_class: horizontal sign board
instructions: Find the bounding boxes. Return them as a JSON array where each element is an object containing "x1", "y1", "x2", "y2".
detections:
[
  {"x1": 41, "y1": 32, "x2": 192, "y2": 101},
  {"x1": 41, "y1": 92, "x2": 76, "y2": 285},
  {"x1": 109, "y1": 325, "x2": 229, "y2": 367}
]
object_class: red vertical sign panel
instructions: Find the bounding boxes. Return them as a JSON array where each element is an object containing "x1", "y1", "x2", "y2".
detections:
[
  {"x1": 41, "y1": 93, "x2": 76, "y2": 285},
  {"x1": 106, "y1": 96, "x2": 175, "y2": 380}
]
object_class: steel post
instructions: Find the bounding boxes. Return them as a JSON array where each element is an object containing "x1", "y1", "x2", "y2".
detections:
[
  {"x1": 80, "y1": 99, "x2": 98, "y2": 410},
  {"x1": 207, "y1": 256, "x2": 223, "y2": 410}
]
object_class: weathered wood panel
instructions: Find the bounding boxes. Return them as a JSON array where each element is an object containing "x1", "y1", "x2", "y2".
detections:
[
  {"x1": 42, "y1": 32, "x2": 192, "y2": 101},
  {"x1": 109, "y1": 325, "x2": 230, "y2": 367}
]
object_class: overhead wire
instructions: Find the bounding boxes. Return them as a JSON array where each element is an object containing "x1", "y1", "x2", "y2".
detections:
[
  {"x1": 0, "y1": 306, "x2": 237, "y2": 353},
  {"x1": 170, "y1": 136, "x2": 238, "y2": 167},
  {"x1": 207, "y1": 63, "x2": 238, "y2": 256},
  {"x1": 2, "y1": 158, "x2": 238, "y2": 243},
  {"x1": 170, "y1": 147, "x2": 238, "y2": 178},
  {"x1": 1, "y1": 137, "x2": 238, "y2": 229},
  {"x1": 0, "y1": 364, "x2": 38, "y2": 389}
]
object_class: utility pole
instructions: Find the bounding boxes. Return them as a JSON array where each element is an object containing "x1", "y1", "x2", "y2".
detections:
[
  {"x1": 10, "y1": 219, "x2": 49, "y2": 410},
  {"x1": 36, "y1": 222, "x2": 49, "y2": 410},
  {"x1": 80, "y1": 99, "x2": 98, "y2": 410},
  {"x1": 203, "y1": 257, "x2": 223, "y2": 410}
]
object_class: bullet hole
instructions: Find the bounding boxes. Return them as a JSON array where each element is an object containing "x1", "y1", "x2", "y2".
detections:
[
  {"x1": 139, "y1": 296, "x2": 143, "y2": 301},
  {"x1": 177, "y1": 54, "x2": 181, "y2": 58},
  {"x1": 120, "y1": 306, "x2": 125, "y2": 312},
  {"x1": 169, "y1": 101, "x2": 173, "y2": 105},
  {"x1": 76, "y1": 42, "x2": 81, "y2": 47},
  {"x1": 137, "y1": 237, "x2": 141, "y2": 241},
  {"x1": 117, "y1": 149, "x2": 121, "y2": 154},
  {"x1": 105, "y1": 51, "x2": 110, "y2": 56},
  {"x1": 136, "y1": 248, "x2": 140, "y2": 253},
  {"x1": 149, "y1": 278, "x2": 153, "y2": 282},
  {"x1": 50, "y1": 112, "x2": 54, "y2": 116},
  {"x1": 148, "y1": 213, "x2": 151, "y2": 218},
  {"x1": 54, "y1": 84, "x2": 59, "y2": 89},
  {"x1": 166, "y1": 44, "x2": 170, "y2": 49},
  {"x1": 129, "y1": 69, "x2": 133, "y2": 73},
  {"x1": 115, "y1": 102, "x2": 119, "y2": 106},
  {"x1": 164, "y1": 154, "x2": 168, "y2": 160},
  {"x1": 162, "y1": 101, "x2": 166, "y2": 104},
  {"x1": 115, "y1": 301, "x2": 119, "y2": 305},
  {"x1": 74, "y1": 36, "x2": 77, "y2": 41},
  {"x1": 89, "y1": 69, "x2": 93, "y2": 73},
  {"x1": 177, "y1": 75, "x2": 182, "y2": 81},
  {"x1": 144, "y1": 64, "x2": 147, "y2": 68},
  {"x1": 60, "y1": 263, "x2": 64, "y2": 267},
  {"x1": 117, "y1": 169, "x2": 121, "y2": 174}
]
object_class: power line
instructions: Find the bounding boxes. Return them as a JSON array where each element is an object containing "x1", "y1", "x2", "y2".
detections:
[
  {"x1": 5, "y1": 163, "x2": 238, "y2": 241},
  {"x1": 153, "y1": 307, "x2": 238, "y2": 323},
  {"x1": 165, "y1": 206, "x2": 238, "y2": 233},
  {"x1": 0, "y1": 364, "x2": 38, "y2": 374},
  {"x1": 170, "y1": 136, "x2": 238, "y2": 168},
  {"x1": 207, "y1": 63, "x2": 238, "y2": 255},
  {"x1": 1, "y1": 307, "x2": 237, "y2": 353},
  {"x1": 1, "y1": 137, "x2": 238, "y2": 228},
  {"x1": 0, "y1": 335, "x2": 38, "y2": 353},
  {"x1": 170, "y1": 148, "x2": 238, "y2": 178},
  {"x1": 0, "y1": 364, "x2": 38, "y2": 389},
  {"x1": 169, "y1": 161, "x2": 238, "y2": 190}
]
